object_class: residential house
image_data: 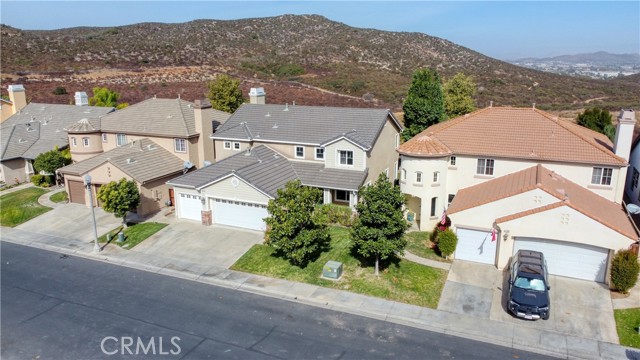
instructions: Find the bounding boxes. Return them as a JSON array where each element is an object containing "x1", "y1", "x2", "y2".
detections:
[
  {"x1": 58, "y1": 97, "x2": 230, "y2": 216},
  {"x1": 0, "y1": 89, "x2": 113, "y2": 184},
  {"x1": 167, "y1": 88, "x2": 403, "y2": 230},
  {"x1": 1, "y1": 84, "x2": 28, "y2": 123},
  {"x1": 397, "y1": 106, "x2": 638, "y2": 283}
]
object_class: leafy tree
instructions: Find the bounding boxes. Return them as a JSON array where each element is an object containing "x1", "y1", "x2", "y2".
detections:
[
  {"x1": 264, "y1": 180, "x2": 330, "y2": 267},
  {"x1": 89, "y1": 87, "x2": 121, "y2": 108},
  {"x1": 97, "y1": 178, "x2": 141, "y2": 227},
  {"x1": 351, "y1": 173, "x2": 409, "y2": 275},
  {"x1": 443, "y1": 73, "x2": 476, "y2": 118},
  {"x1": 577, "y1": 107, "x2": 615, "y2": 141},
  {"x1": 610, "y1": 249, "x2": 639, "y2": 294},
  {"x1": 402, "y1": 68, "x2": 445, "y2": 140},
  {"x1": 33, "y1": 149, "x2": 71, "y2": 174},
  {"x1": 207, "y1": 74, "x2": 244, "y2": 113}
]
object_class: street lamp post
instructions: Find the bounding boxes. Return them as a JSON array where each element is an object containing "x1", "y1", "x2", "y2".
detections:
[{"x1": 84, "y1": 174, "x2": 101, "y2": 253}]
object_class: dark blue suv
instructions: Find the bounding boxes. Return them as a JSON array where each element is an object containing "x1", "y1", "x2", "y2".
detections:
[{"x1": 508, "y1": 250, "x2": 551, "y2": 320}]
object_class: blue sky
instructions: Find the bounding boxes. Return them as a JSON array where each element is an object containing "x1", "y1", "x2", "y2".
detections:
[{"x1": 2, "y1": 1, "x2": 638, "y2": 60}]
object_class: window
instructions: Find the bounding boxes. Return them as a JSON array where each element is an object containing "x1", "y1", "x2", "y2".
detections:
[
  {"x1": 450, "y1": 156, "x2": 456, "y2": 166},
  {"x1": 71, "y1": 137, "x2": 77, "y2": 147},
  {"x1": 335, "y1": 190, "x2": 350, "y2": 202},
  {"x1": 430, "y1": 197, "x2": 437, "y2": 217},
  {"x1": 394, "y1": 161, "x2": 398, "y2": 180},
  {"x1": 295, "y1": 146, "x2": 305, "y2": 158},
  {"x1": 223, "y1": 141, "x2": 231, "y2": 150},
  {"x1": 82, "y1": 137, "x2": 90, "y2": 147},
  {"x1": 174, "y1": 138, "x2": 187, "y2": 153},
  {"x1": 102, "y1": 133, "x2": 108, "y2": 143},
  {"x1": 233, "y1": 142, "x2": 241, "y2": 150},
  {"x1": 395, "y1": 133, "x2": 400, "y2": 148},
  {"x1": 402, "y1": 169, "x2": 407, "y2": 181},
  {"x1": 384, "y1": 168, "x2": 389, "y2": 178},
  {"x1": 116, "y1": 133, "x2": 127, "y2": 146},
  {"x1": 476, "y1": 158, "x2": 495, "y2": 175},
  {"x1": 416, "y1": 172, "x2": 423, "y2": 183},
  {"x1": 433, "y1": 171, "x2": 440, "y2": 183},
  {"x1": 315, "y1": 147, "x2": 324, "y2": 160},
  {"x1": 448, "y1": 194, "x2": 455, "y2": 206},
  {"x1": 591, "y1": 167, "x2": 613, "y2": 186},
  {"x1": 339, "y1": 150, "x2": 353, "y2": 166},
  {"x1": 632, "y1": 168, "x2": 639, "y2": 190}
]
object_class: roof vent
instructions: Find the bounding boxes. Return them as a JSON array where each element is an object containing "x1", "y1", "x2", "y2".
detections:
[
  {"x1": 292, "y1": 101, "x2": 295, "y2": 106},
  {"x1": 146, "y1": 144, "x2": 156, "y2": 150},
  {"x1": 284, "y1": 103, "x2": 289, "y2": 111},
  {"x1": 272, "y1": 123, "x2": 278, "y2": 129},
  {"x1": 56, "y1": 128, "x2": 60, "y2": 133},
  {"x1": 126, "y1": 158, "x2": 135, "y2": 164},
  {"x1": 30, "y1": 116, "x2": 35, "y2": 122},
  {"x1": 265, "y1": 112, "x2": 271, "y2": 117},
  {"x1": 203, "y1": 160, "x2": 212, "y2": 167},
  {"x1": 167, "y1": 114, "x2": 173, "y2": 118},
  {"x1": 532, "y1": 103, "x2": 536, "y2": 109},
  {"x1": 489, "y1": 101, "x2": 493, "y2": 108},
  {"x1": 18, "y1": 138, "x2": 26, "y2": 143}
]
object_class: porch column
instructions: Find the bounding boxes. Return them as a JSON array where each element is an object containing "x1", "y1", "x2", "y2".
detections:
[
  {"x1": 323, "y1": 189, "x2": 332, "y2": 204},
  {"x1": 200, "y1": 193, "x2": 212, "y2": 226}
]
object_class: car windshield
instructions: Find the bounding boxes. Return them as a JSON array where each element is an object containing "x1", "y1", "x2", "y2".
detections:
[{"x1": 514, "y1": 276, "x2": 546, "y2": 291}]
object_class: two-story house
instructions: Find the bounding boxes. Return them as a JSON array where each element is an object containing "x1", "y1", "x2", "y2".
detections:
[
  {"x1": 58, "y1": 97, "x2": 230, "y2": 216},
  {"x1": 398, "y1": 106, "x2": 638, "y2": 283},
  {"x1": 167, "y1": 88, "x2": 403, "y2": 231}
]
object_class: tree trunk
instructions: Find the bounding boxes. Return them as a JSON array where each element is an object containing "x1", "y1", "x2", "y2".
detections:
[
  {"x1": 374, "y1": 255, "x2": 379, "y2": 276},
  {"x1": 122, "y1": 214, "x2": 128, "y2": 228}
]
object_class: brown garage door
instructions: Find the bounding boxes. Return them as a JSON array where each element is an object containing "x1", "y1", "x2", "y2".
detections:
[{"x1": 68, "y1": 180, "x2": 85, "y2": 204}]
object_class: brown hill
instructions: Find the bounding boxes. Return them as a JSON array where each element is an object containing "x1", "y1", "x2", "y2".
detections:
[{"x1": 1, "y1": 15, "x2": 638, "y2": 110}]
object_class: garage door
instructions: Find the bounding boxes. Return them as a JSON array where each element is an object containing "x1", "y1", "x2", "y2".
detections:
[
  {"x1": 513, "y1": 238, "x2": 608, "y2": 282},
  {"x1": 68, "y1": 180, "x2": 85, "y2": 204},
  {"x1": 213, "y1": 199, "x2": 268, "y2": 231},
  {"x1": 455, "y1": 228, "x2": 497, "y2": 264},
  {"x1": 177, "y1": 193, "x2": 201, "y2": 221}
]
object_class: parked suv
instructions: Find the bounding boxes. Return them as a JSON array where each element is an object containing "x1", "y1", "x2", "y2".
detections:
[{"x1": 507, "y1": 250, "x2": 550, "y2": 320}]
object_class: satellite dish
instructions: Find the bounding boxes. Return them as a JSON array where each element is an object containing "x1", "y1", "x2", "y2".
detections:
[
  {"x1": 183, "y1": 161, "x2": 194, "y2": 169},
  {"x1": 203, "y1": 161, "x2": 212, "y2": 167},
  {"x1": 626, "y1": 203, "x2": 640, "y2": 214}
]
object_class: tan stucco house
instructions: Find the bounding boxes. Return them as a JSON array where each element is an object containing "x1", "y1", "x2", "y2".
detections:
[
  {"x1": 58, "y1": 97, "x2": 230, "y2": 216},
  {"x1": 397, "y1": 106, "x2": 638, "y2": 283},
  {"x1": 167, "y1": 88, "x2": 403, "y2": 231}
]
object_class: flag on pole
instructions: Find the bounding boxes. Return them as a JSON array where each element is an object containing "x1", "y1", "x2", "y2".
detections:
[
  {"x1": 440, "y1": 209, "x2": 447, "y2": 225},
  {"x1": 491, "y1": 227, "x2": 497, "y2": 242}
]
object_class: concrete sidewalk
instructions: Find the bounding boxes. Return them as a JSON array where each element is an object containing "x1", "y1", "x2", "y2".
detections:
[{"x1": 1, "y1": 227, "x2": 638, "y2": 360}]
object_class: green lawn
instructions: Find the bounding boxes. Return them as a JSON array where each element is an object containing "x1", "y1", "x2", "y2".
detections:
[
  {"x1": 0, "y1": 188, "x2": 52, "y2": 227},
  {"x1": 50, "y1": 191, "x2": 68, "y2": 203},
  {"x1": 231, "y1": 226, "x2": 447, "y2": 308},
  {"x1": 615, "y1": 308, "x2": 640, "y2": 348},
  {"x1": 405, "y1": 231, "x2": 450, "y2": 263},
  {"x1": 99, "y1": 222, "x2": 168, "y2": 249}
]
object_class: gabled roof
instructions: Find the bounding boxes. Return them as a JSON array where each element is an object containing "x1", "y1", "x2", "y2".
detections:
[
  {"x1": 58, "y1": 138, "x2": 185, "y2": 184},
  {"x1": 398, "y1": 107, "x2": 626, "y2": 166},
  {"x1": 168, "y1": 145, "x2": 366, "y2": 196},
  {"x1": 211, "y1": 104, "x2": 402, "y2": 150},
  {"x1": 449, "y1": 164, "x2": 638, "y2": 240},
  {"x1": 0, "y1": 103, "x2": 113, "y2": 161}
]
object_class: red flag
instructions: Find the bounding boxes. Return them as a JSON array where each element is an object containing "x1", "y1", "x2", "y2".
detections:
[
  {"x1": 491, "y1": 227, "x2": 497, "y2": 242},
  {"x1": 440, "y1": 209, "x2": 447, "y2": 225}
]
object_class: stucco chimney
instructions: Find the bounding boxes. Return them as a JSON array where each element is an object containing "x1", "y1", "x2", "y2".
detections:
[
  {"x1": 7, "y1": 84, "x2": 27, "y2": 114},
  {"x1": 249, "y1": 87, "x2": 266, "y2": 104},
  {"x1": 75, "y1": 92, "x2": 89, "y2": 106},
  {"x1": 194, "y1": 99, "x2": 214, "y2": 167},
  {"x1": 613, "y1": 109, "x2": 636, "y2": 161}
]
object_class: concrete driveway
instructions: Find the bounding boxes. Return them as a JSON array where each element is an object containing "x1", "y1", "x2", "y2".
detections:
[
  {"x1": 438, "y1": 260, "x2": 618, "y2": 343},
  {"x1": 129, "y1": 220, "x2": 264, "y2": 269}
]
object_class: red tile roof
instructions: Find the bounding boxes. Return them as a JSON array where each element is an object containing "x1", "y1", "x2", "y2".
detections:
[{"x1": 398, "y1": 107, "x2": 626, "y2": 166}]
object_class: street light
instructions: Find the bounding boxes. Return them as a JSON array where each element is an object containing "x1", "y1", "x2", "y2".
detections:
[{"x1": 84, "y1": 174, "x2": 101, "y2": 253}]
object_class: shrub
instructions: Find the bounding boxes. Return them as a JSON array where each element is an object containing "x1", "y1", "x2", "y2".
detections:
[
  {"x1": 317, "y1": 204, "x2": 353, "y2": 227},
  {"x1": 611, "y1": 249, "x2": 639, "y2": 294},
  {"x1": 31, "y1": 174, "x2": 46, "y2": 186},
  {"x1": 437, "y1": 229, "x2": 458, "y2": 257}
]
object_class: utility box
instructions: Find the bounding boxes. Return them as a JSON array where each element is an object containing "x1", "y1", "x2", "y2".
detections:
[{"x1": 322, "y1": 261, "x2": 343, "y2": 280}]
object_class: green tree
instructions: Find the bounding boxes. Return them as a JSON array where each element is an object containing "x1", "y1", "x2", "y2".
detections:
[
  {"x1": 264, "y1": 180, "x2": 330, "y2": 267},
  {"x1": 33, "y1": 149, "x2": 71, "y2": 174},
  {"x1": 97, "y1": 178, "x2": 141, "y2": 227},
  {"x1": 402, "y1": 68, "x2": 445, "y2": 140},
  {"x1": 89, "y1": 87, "x2": 120, "y2": 107},
  {"x1": 577, "y1": 107, "x2": 615, "y2": 141},
  {"x1": 207, "y1": 74, "x2": 244, "y2": 113},
  {"x1": 351, "y1": 173, "x2": 409, "y2": 276},
  {"x1": 443, "y1": 73, "x2": 476, "y2": 118}
]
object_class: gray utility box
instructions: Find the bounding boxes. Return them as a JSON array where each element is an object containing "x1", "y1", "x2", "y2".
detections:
[{"x1": 322, "y1": 261, "x2": 343, "y2": 280}]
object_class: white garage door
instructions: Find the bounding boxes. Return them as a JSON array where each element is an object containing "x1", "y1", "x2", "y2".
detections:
[
  {"x1": 455, "y1": 228, "x2": 497, "y2": 264},
  {"x1": 177, "y1": 193, "x2": 201, "y2": 221},
  {"x1": 513, "y1": 238, "x2": 608, "y2": 282},
  {"x1": 213, "y1": 199, "x2": 268, "y2": 231}
]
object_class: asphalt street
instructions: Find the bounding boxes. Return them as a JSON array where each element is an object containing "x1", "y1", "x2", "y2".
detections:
[{"x1": 1, "y1": 242, "x2": 556, "y2": 359}]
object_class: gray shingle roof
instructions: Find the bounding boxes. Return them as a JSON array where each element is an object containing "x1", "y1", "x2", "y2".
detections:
[
  {"x1": 58, "y1": 138, "x2": 185, "y2": 184},
  {"x1": 0, "y1": 103, "x2": 113, "y2": 161},
  {"x1": 211, "y1": 104, "x2": 400, "y2": 149},
  {"x1": 168, "y1": 145, "x2": 366, "y2": 197},
  {"x1": 66, "y1": 118, "x2": 101, "y2": 133}
]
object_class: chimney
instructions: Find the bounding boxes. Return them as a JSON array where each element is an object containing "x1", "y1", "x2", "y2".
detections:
[
  {"x1": 489, "y1": 101, "x2": 493, "y2": 108},
  {"x1": 194, "y1": 99, "x2": 214, "y2": 167},
  {"x1": 613, "y1": 109, "x2": 636, "y2": 161},
  {"x1": 249, "y1": 87, "x2": 266, "y2": 104},
  {"x1": 74, "y1": 92, "x2": 89, "y2": 106},
  {"x1": 7, "y1": 84, "x2": 27, "y2": 115}
]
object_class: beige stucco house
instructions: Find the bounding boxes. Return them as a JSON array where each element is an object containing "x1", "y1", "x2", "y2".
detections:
[
  {"x1": 58, "y1": 97, "x2": 230, "y2": 216},
  {"x1": 168, "y1": 88, "x2": 403, "y2": 230},
  {"x1": 397, "y1": 106, "x2": 638, "y2": 283}
]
